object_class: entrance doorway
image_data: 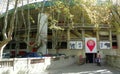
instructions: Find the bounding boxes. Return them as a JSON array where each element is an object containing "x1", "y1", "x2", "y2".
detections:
[{"x1": 86, "y1": 53, "x2": 96, "y2": 63}]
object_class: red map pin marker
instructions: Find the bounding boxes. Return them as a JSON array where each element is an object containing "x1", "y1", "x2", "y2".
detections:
[{"x1": 87, "y1": 40, "x2": 95, "y2": 51}]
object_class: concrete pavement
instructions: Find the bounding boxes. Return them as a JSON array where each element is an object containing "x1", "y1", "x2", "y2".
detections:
[{"x1": 41, "y1": 63, "x2": 120, "y2": 74}]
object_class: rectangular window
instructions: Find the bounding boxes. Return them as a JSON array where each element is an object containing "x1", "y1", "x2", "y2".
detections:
[
  {"x1": 0, "y1": 34, "x2": 2, "y2": 41},
  {"x1": 112, "y1": 35, "x2": 118, "y2": 49},
  {"x1": 11, "y1": 43, "x2": 16, "y2": 49},
  {"x1": 47, "y1": 41, "x2": 52, "y2": 49},
  {"x1": 60, "y1": 42, "x2": 67, "y2": 49},
  {"x1": 19, "y1": 43, "x2": 27, "y2": 49},
  {"x1": 48, "y1": 29, "x2": 52, "y2": 35}
]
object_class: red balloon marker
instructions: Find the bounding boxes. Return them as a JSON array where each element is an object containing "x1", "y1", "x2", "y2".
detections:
[{"x1": 87, "y1": 40, "x2": 95, "y2": 51}]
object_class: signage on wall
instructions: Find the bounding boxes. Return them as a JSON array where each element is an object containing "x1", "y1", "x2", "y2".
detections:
[
  {"x1": 100, "y1": 41, "x2": 110, "y2": 49},
  {"x1": 85, "y1": 38, "x2": 97, "y2": 53},
  {"x1": 69, "y1": 41, "x2": 82, "y2": 49}
]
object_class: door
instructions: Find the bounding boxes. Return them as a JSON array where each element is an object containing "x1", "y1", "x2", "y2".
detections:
[{"x1": 86, "y1": 53, "x2": 96, "y2": 63}]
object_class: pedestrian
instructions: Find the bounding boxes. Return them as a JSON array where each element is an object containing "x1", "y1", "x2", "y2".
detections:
[{"x1": 96, "y1": 51, "x2": 101, "y2": 66}]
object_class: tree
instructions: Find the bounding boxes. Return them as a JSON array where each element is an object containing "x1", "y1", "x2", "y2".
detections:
[
  {"x1": 0, "y1": 0, "x2": 18, "y2": 59},
  {"x1": 46, "y1": 0, "x2": 74, "y2": 54},
  {"x1": 0, "y1": 0, "x2": 120, "y2": 58},
  {"x1": 110, "y1": 5, "x2": 120, "y2": 33}
]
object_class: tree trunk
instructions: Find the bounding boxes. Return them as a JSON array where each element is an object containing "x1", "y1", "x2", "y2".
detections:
[
  {"x1": 0, "y1": 37, "x2": 11, "y2": 58},
  {"x1": 0, "y1": 45, "x2": 6, "y2": 59},
  {"x1": 0, "y1": 0, "x2": 18, "y2": 59}
]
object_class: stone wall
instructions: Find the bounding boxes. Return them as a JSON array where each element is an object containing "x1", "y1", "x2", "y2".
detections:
[
  {"x1": 0, "y1": 56, "x2": 77, "y2": 74},
  {"x1": 106, "y1": 55, "x2": 120, "y2": 69}
]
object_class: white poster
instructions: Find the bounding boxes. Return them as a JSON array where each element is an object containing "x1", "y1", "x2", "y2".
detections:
[
  {"x1": 85, "y1": 38, "x2": 97, "y2": 53},
  {"x1": 100, "y1": 41, "x2": 110, "y2": 49},
  {"x1": 37, "y1": 13, "x2": 48, "y2": 54},
  {"x1": 69, "y1": 41, "x2": 82, "y2": 49},
  {"x1": 76, "y1": 41, "x2": 83, "y2": 49}
]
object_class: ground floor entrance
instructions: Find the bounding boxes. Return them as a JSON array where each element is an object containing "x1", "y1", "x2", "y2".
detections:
[{"x1": 86, "y1": 53, "x2": 96, "y2": 63}]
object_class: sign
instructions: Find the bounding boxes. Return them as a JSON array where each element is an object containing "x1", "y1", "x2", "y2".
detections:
[
  {"x1": 100, "y1": 41, "x2": 110, "y2": 49},
  {"x1": 85, "y1": 38, "x2": 97, "y2": 53},
  {"x1": 69, "y1": 41, "x2": 82, "y2": 49}
]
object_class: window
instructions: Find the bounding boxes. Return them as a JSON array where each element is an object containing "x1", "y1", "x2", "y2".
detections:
[
  {"x1": 112, "y1": 35, "x2": 118, "y2": 49},
  {"x1": 19, "y1": 43, "x2": 27, "y2": 49},
  {"x1": 47, "y1": 41, "x2": 52, "y2": 49},
  {"x1": 11, "y1": 43, "x2": 16, "y2": 49},
  {"x1": 0, "y1": 33, "x2": 2, "y2": 41},
  {"x1": 48, "y1": 29, "x2": 52, "y2": 35},
  {"x1": 60, "y1": 42, "x2": 67, "y2": 49}
]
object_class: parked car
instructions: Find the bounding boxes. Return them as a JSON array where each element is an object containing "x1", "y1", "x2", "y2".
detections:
[
  {"x1": 2, "y1": 52, "x2": 11, "y2": 58},
  {"x1": 22, "y1": 52, "x2": 43, "y2": 58}
]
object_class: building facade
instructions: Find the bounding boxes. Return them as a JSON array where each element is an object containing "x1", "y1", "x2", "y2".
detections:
[{"x1": 0, "y1": 0, "x2": 120, "y2": 63}]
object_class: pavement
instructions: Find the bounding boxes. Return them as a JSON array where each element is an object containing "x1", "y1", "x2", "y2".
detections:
[{"x1": 40, "y1": 63, "x2": 120, "y2": 74}]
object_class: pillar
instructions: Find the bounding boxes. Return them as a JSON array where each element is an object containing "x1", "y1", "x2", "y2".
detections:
[
  {"x1": 117, "y1": 34, "x2": 120, "y2": 55},
  {"x1": 67, "y1": 29, "x2": 70, "y2": 49}
]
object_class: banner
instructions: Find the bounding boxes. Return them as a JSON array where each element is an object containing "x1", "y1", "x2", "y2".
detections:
[
  {"x1": 85, "y1": 38, "x2": 97, "y2": 53},
  {"x1": 37, "y1": 13, "x2": 48, "y2": 54},
  {"x1": 100, "y1": 41, "x2": 110, "y2": 49},
  {"x1": 69, "y1": 41, "x2": 82, "y2": 49}
]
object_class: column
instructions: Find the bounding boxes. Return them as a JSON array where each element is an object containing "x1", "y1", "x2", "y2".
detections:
[
  {"x1": 117, "y1": 34, "x2": 120, "y2": 55},
  {"x1": 67, "y1": 29, "x2": 70, "y2": 49}
]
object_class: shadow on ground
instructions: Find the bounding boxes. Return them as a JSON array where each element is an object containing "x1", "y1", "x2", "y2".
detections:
[{"x1": 44, "y1": 63, "x2": 120, "y2": 74}]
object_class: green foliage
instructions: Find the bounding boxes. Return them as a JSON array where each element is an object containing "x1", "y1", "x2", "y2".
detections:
[
  {"x1": 73, "y1": 0, "x2": 120, "y2": 32},
  {"x1": 47, "y1": 0, "x2": 117, "y2": 29},
  {"x1": 109, "y1": 5, "x2": 120, "y2": 33},
  {"x1": 47, "y1": 0, "x2": 74, "y2": 30}
]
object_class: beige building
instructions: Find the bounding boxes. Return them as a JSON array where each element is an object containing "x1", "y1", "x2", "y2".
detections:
[{"x1": 0, "y1": 0, "x2": 120, "y2": 64}]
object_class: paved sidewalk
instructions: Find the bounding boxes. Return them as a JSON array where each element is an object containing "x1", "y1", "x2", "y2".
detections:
[{"x1": 41, "y1": 63, "x2": 120, "y2": 74}]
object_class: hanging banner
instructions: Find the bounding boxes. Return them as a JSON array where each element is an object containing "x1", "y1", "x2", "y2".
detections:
[
  {"x1": 69, "y1": 41, "x2": 82, "y2": 49},
  {"x1": 37, "y1": 13, "x2": 48, "y2": 54},
  {"x1": 100, "y1": 41, "x2": 110, "y2": 49},
  {"x1": 85, "y1": 38, "x2": 97, "y2": 53}
]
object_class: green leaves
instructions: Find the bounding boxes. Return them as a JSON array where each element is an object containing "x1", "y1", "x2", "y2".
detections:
[
  {"x1": 47, "y1": 0, "x2": 74, "y2": 30},
  {"x1": 46, "y1": 0, "x2": 120, "y2": 33}
]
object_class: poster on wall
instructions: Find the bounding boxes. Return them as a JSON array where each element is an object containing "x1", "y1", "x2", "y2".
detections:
[
  {"x1": 85, "y1": 38, "x2": 97, "y2": 53},
  {"x1": 69, "y1": 41, "x2": 82, "y2": 49},
  {"x1": 100, "y1": 41, "x2": 110, "y2": 49}
]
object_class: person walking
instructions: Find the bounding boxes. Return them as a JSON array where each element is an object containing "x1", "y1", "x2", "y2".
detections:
[{"x1": 96, "y1": 51, "x2": 101, "y2": 66}]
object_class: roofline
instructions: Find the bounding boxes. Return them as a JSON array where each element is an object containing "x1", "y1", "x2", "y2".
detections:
[{"x1": 0, "y1": 0, "x2": 74, "y2": 18}]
